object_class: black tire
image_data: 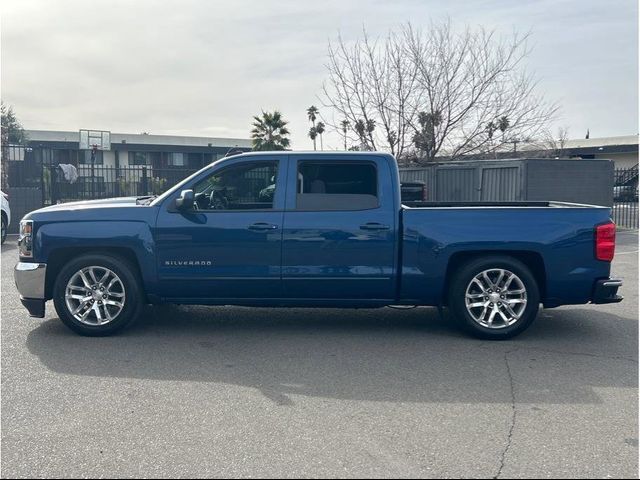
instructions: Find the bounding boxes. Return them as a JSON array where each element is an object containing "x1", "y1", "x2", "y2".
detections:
[
  {"x1": 53, "y1": 254, "x2": 144, "y2": 336},
  {"x1": 448, "y1": 255, "x2": 540, "y2": 340},
  {"x1": 1, "y1": 215, "x2": 7, "y2": 244}
]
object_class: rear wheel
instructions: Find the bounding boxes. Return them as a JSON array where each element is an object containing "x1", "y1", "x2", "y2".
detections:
[
  {"x1": 448, "y1": 256, "x2": 540, "y2": 340},
  {"x1": 53, "y1": 254, "x2": 143, "y2": 336}
]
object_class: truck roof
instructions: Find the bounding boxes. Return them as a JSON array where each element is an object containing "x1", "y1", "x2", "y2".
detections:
[{"x1": 224, "y1": 151, "x2": 394, "y2": 159}]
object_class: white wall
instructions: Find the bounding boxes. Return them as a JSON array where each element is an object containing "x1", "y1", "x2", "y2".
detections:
[{"x1": 102, "y1": 150, "x2": 116, "y2": 167}]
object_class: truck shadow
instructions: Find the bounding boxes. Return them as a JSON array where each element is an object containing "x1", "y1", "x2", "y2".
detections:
[{"x1": 25, "y1": 305, "x2": 638, "y2": 406}]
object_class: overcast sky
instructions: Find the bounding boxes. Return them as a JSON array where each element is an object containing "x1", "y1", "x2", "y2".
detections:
[{"x1": 2, "y1": 0, "x2": 638, "y2": 149}]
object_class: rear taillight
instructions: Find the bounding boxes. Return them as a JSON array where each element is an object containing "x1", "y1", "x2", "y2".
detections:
[
  {"x1": 595, "y1": 222, "x2": 616, "y2": 261},
  {"x1": 422, "y1": 185, "x2": 428, "y2": 202}
]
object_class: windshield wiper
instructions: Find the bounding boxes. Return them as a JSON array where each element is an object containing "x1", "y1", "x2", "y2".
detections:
[{"x1": 136, "y1": 195, "x2": 157, "y2": 205}]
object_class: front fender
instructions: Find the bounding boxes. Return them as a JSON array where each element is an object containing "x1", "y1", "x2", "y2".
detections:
[{"x1": 34, "y1": 221, "x2": 157, "y2": 293}]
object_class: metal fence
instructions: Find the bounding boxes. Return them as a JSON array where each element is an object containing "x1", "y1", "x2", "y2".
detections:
[
  {"x1": 612, "y1": 166, "x2": 638, "y2": 229},
  {"x1": 5, "y1": 187, "x2": 42, "y2": 234},
  {"x1": 4, "y1": 160, "x2": 200, "y2": 232},
  {"x1": 45, "y1": 164, "x2": 197, "y2": 205}
]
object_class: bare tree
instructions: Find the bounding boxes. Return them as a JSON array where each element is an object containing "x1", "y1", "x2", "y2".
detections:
[
  {"x1": 406, "y1": 22, "x2": 558, "y2": 163},
  {"x1": 322, "y1": 28, "x2": 421, "y2": 158},
  {"x1": 548, "y1": 126, "x2": 570, "y2": 157},
  {"x1": 321, "y1": 21, "x2": 558, "y2": 163},
  {"x1": 524, "y1": 126, "x2": 571, "y2": 158}
]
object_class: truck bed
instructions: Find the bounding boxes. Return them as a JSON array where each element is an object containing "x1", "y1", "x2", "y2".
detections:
[
  {"x1": 402, "y1": 201, "x2": 604, "y2": 208},
  {"x1": 399, "y1": 201, "x2": 612, "y2": 307}
]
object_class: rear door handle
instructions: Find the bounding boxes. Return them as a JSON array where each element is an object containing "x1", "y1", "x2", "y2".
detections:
[
  {"x1": 248, "y1": 222, "x2": 279, "y2": 231},
  {"x1": 360, "y1": 222, "x2": 390, "y2": 231}
]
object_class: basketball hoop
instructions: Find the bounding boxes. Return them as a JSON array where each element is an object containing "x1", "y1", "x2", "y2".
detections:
[{"x1": 79, "y1": 130, "x2": 111, "y2": 151}]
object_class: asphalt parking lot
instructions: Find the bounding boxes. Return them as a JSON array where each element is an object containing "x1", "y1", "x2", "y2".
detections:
[{"x1": 1, "y1": 232, "x2": 638, "y2": 479}]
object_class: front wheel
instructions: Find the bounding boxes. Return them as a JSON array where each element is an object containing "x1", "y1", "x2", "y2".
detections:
[
  {"x1": 53, "y1": 254, "x2": 144, "y2": 336},
  {"x1": 448, "y1": 256, "x2": 540, "y2": 340}
]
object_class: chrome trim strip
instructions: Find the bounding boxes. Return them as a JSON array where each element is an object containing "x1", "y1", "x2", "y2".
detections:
[
  {"x1": 14, "y1": 262, "x2": 47, "y2": 299},
  {"x1": 602, "y1": 280, "x2": 623, "y2": 287}
]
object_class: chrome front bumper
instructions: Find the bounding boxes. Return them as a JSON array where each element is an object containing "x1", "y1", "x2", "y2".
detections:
[{"x1": 14, "y1": 262, "x2": 47, "y2": 317}]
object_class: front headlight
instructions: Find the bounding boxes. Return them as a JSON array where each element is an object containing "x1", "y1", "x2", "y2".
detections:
[{"x1": 18, "y1": 219, "x2": 33, "y2": 258}]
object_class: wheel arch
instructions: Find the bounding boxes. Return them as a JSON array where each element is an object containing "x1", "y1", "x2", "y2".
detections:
[
  {"x1": 443, "y1": 250, "x2": 546, "y2": 305},
  {"x1": 45, "y1": 247, "x2": 146, "y2": 301}
]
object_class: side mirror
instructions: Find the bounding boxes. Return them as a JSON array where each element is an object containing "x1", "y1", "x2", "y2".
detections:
[{"x1": 175, "y1": 189, "x2": 195, "y2": 210}]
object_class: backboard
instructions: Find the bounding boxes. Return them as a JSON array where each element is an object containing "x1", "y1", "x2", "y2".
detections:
[{"x1": 79, "y1": 129, "x2": 111, "y2": 150}]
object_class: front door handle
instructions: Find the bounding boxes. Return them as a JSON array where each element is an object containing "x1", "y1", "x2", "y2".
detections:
[
  {"x1": 360, "y1": 222, "x2": 390, "y2": 231},
  {"x1": 248, "y1": 222, "x2": 279, "y2": 231}
]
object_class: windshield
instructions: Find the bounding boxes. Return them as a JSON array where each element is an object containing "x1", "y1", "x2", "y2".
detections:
[{"x1": 150, "y1": 159, "x2": 223, "y2": 207}]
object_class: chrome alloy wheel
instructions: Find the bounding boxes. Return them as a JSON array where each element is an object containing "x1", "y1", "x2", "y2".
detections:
[
  {"x1": 465, "y1": 269, "x2": 527, "y2": 329},
  {"x1": 65, "y1": 266, "x2": 126, "y2": 325}
]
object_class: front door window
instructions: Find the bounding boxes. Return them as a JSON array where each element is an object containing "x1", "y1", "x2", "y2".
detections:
[{"x1": 193, "y1": 161, "x2": 278, "y2": 211}]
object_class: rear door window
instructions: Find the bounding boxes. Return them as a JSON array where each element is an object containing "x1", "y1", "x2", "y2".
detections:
[{"x1": 296, "y1": 162, "x2": 378, "y2": 211}]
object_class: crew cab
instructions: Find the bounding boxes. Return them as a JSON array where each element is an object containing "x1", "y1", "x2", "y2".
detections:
[{"x1": 14, "y1": 152, "x2": 622, "y2": 339}]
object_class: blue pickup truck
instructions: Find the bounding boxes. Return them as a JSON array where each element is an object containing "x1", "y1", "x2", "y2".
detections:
[{"x1": 14, "y1": 152, "x2": 622, "y2": 339}]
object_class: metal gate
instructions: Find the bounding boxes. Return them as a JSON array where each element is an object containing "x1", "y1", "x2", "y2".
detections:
[
  {"x1": 612, "y1": 165, "x2": 638, "y2": 229},
  {"x1": 43, "y1": 164, "x2": 197, "y2": 205}
]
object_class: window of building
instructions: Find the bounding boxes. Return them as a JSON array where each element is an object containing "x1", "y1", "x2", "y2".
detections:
[
  {"x1": 296, "y1": 161, "x2": 378, "y2": 211},
  {"x1": 129, "y1": 152, "x2": 150, "y2": 166},
  {"x1": 52, "y1": 149, "x2": 71, "y2": 164},
  {"x1": 78, "y1": 150, "x2": 104, "y2": 165},
  {"x1": 168, "y1": 152, "x2": 185, "y2": 167},
  {"x1": 8, "y1": 145, "x2": 25, "y2": 161},
  {"x1": 188, "y1": 153, "x2": 204, "y2": 168},
  {"x1": 193, "y1": 161, "x2": 278, "y2": 210}
]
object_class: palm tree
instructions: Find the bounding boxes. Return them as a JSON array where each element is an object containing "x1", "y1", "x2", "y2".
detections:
[
  {"x1": 308, "y1": 126, "x2": 318, "y2": 150},
  {"x1": 340, "y1": 119, "x2": 350, "y2": 150},
  {"x1": 366, "y1": 118, "x2": 376, "y2": 135},
  {"x1": 413, "y1": 110, "x2": 442, "y2": 161},
  {"x1": 365, "y1": 119, "x2": 376, "y2": 150},
  {"x1": 354, "y1": 119, "x2": 367, "y2": 149},
  {"x1": 251, "y1": 110, "x2": 291, "y2": 151},
  {"x1": 316, "y1": 121, "x2": 325, "y2": 150},
  {"x1": 352, "y1": 118, "x2": 376, "y2": 151},
  {"x1": 307, "y1": 105, "x2": 319, "y2": 124},
  {"x1": 486, "y1": 121, "x2": 496, "y2": 140},
  {"x1": 498, "y1": 116, "x2": 510, "y2": 142},
  {"x1": 307, "y1": 105, "x2": 319, "y2": 150}
]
